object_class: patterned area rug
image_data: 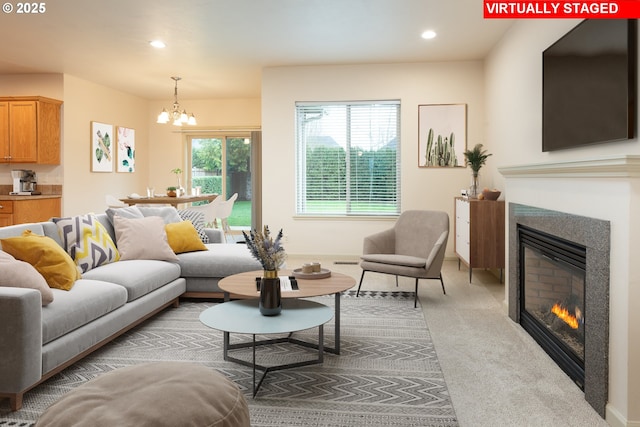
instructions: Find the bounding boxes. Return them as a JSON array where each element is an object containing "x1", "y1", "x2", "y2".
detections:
[{"x1": 0, "y1": 291, "x2": 458, "y2": 426}]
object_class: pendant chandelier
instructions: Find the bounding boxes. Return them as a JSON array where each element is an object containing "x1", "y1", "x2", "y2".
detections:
[{"x1": 157, "y1": 76, "x2": 197, "y2": 126}]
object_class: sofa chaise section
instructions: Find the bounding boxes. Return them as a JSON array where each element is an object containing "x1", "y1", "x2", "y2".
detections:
[{"x1": 178, "y1": 243, "x2": 261, "y2": 297}]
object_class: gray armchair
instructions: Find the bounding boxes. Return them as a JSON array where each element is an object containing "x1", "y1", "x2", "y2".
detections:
[{"x1": 357, "y1": 210, "x2": 449, "y2": 307}]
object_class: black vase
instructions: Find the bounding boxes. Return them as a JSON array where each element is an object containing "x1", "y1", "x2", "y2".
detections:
[{"x1": 259, "y1": 271, "x2": 281, "y2": 316}]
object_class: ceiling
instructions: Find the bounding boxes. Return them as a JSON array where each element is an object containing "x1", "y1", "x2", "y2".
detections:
[{"x1": 0, "y1": 0, "x2": 513, "y2": 100}]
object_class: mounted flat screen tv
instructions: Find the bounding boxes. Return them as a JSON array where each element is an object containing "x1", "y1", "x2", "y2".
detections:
[{"x1": 542, "y1": 19, "x2": 637, "y2": 152}]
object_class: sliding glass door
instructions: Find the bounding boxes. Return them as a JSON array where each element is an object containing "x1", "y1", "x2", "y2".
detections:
[{"x1": 188, "y1": 133, "x2": 258, "y2": 234}]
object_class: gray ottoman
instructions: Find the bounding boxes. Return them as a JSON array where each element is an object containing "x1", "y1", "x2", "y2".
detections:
[{"x1": 36, "y1": 362, "x2": 250, "y2": 427}]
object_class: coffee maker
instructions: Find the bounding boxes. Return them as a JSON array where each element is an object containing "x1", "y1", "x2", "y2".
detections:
[{"x1": 10, "y1": 169, "x2": 40, "y2": 195}]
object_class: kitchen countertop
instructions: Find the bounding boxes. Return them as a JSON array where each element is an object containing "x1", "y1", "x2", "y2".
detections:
[{"x1": 0, "y1": 194, "x2": 62, "y2": 200}]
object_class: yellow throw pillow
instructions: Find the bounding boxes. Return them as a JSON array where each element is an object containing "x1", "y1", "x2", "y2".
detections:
[
  {"x1": 165, "y1": 221, "x2": 208, "y2": 254},
  {"x1": 0, "y1": 230, "x2": 81, "y2": 291}
]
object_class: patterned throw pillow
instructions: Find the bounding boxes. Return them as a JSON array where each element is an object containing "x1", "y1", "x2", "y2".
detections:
[
  {"x1": 53, "y1": 213, "x2": 120, "y2": 273},
  {"x1": 178, "y1": 209, "x2": 209, "y2": 243}
]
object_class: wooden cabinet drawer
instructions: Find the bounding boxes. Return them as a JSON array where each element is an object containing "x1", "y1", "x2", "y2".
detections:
[
  {"x1": 0, "y1": 200, "x2": 14, "y2": 214},
  {"x1": 13, "y1": 198, "x2": 60, "y2": 224},
  {"x1": 0, "y1": 198, "x2": 60, "y2": 226},
  {"x1": 0, "y1": 214, "x2": 13, "y2": 227}
]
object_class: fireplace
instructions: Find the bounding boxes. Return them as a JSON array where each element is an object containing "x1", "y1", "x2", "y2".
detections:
[
  {"x1": 508, "y1": 204, "x2": 610, "y2": 418},
  {"x1": 518, "y1": 225, "x2": 586, "y2": 389}
]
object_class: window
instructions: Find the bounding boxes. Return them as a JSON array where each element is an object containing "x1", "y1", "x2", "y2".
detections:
[{"x1": 295, "y1": 101, "x2": 401, "y2": 216}]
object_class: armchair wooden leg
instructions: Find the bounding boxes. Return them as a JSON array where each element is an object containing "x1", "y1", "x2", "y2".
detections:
[
  {"x1": 356, "y1": 270, "x2": 367, "y2": 297},
  {"x1": 414, "y1": 278, "x2": 419, "y2": 308},
  {"x1": 439, "y1": 273, "x2": 446, "y2": 295}
]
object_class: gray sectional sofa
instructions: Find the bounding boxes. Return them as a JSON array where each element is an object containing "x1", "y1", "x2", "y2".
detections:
[{"x1": 0, "y1": 210, "x2": 261, "y2": 411}]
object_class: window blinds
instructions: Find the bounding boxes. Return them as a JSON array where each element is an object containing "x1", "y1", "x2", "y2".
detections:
[{"x1": 296, "y1": 101, "x2": 400, "y2": 216}]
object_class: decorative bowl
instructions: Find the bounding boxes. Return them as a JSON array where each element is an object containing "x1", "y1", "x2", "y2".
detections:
[
  {"x1": 481, "y1": 189, "x2": 501, "y2": 201},
  {"x1": 292, "y1": 268, "x2": 332, "y2": 279}
]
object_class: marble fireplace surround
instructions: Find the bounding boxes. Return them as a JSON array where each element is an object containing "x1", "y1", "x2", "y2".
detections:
[{"x1": 508, "y1": 203, "x2": 610, "y2": 417}]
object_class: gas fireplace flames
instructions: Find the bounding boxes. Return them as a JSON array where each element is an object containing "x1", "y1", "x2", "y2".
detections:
[{"x1": 551, "y1": 303, "x2": 582, "y2": 330}]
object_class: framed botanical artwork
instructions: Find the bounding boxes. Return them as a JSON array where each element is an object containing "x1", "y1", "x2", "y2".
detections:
[
  {"x1": 90, "y1": 121, "x2": 114, "y2": 172},
  {"x1": 116, "y1": 126, "x2": 135, "y2": 173},
  {"x1": 418, "y1": 104, "x2": 467, "y2": 168}
]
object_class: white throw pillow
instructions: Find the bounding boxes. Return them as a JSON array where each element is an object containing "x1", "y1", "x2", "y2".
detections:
[
  {"x1": 0, "y1": 251, "x2": 54, "y2": 305},
  {"x1": 138, "y1": 207, "x2": 183, "y2": 224},
  {"x1": 105, "y1": 205, "x2": 144, "y2": 226},
  {"x1": 113, "y1": 216, "x2": 179, "y2": 261}
]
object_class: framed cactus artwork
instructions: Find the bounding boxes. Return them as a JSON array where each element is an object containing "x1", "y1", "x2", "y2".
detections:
[{"x1": 418, "y1": 104, "x2": 467, "y2": 168}]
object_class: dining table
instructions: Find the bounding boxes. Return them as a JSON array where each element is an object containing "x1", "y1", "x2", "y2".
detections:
[{"x1": 119, "y1": 193, "x2": 218, "y2": 208}]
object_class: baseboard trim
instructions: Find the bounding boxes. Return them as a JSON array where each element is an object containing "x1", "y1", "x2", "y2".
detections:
[{"x1": 607, "y1": 403, "x2": 640, "y2": 427}]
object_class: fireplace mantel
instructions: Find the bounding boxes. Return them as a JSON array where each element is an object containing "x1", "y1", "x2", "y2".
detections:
[{"x1": 499, "y1": 154, "x2": 640, "y2": 178}]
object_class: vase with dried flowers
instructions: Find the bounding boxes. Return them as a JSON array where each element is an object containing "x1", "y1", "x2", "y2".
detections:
[
  {"x1": 463, "y1": 144, "x2": 492, "y2": 198},
  {"x1": 243, "y1": 226, "x2": 287, "y2": 315}
]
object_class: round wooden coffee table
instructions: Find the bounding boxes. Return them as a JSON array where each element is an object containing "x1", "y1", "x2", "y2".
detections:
[{"x1": 218, "y1": 269, "x2": 355, "y2": 354}]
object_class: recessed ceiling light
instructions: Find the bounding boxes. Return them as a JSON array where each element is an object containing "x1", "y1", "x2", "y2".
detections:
[
  {"x1": 421, "y1": 30, "x2": 437, "y2": 40},
  {"x1": 149, "y1": 40, "x2": 166, "y2": 49}
]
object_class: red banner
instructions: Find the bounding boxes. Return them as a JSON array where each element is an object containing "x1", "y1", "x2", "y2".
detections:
[{"x1": 484, "y1": 0, "x2": 640, "y2": 18}]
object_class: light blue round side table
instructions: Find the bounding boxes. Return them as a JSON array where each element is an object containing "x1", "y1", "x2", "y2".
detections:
[{"x1": 200, "y1": 298, "x2": 333, "y2": 396}]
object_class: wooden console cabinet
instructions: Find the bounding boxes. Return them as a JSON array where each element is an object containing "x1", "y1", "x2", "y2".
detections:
[
  {"x1": 0, "y1": 197, "x2": 61, "y2": 226},
  {"x1": 0, "y1": 96, "x2": 62, "y2": 164},
  {"x1": 454, "y1": 197, "x2": 505, "y2": 282}
]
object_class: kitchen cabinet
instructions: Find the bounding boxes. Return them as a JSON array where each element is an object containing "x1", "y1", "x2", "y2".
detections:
[
  {"x1": 0, "y1": 197, "x2": 61, "y2": 226},
  {"x1": 0, "y1": 96, "x2": 62, "y2": 164},
  {"x1": 0, "y1": 201, "x2": 13, "y2": 226},
  {"x1": 454, "y1": 197, "x2": 505, "y2": 282}
]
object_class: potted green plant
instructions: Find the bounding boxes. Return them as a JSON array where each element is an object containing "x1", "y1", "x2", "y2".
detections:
[
  {"x1": 463, "y1": 144, "x2": 492, "y2": 197},
  {"x1": 166, "y1": 186, "x2": 177, "y2": 197},
  {"x1": 171, "y1": 168, "x2": 184, "y2": 196}
]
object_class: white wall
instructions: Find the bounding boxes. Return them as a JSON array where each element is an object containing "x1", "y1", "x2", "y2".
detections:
[
  {"x1": 261, "y1": 62, "x2": 486, "y2": 256},
  {"x1": 62, "y1": 75, "x2": 150, "y2": 216},
  {"x1": 485, "y1": 20, "x2": 640, "y2": 426}
]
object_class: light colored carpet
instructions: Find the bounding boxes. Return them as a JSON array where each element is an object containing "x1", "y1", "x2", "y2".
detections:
[{"x1": 302, "y1": 256, "x2": 608, "y2": 427}]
